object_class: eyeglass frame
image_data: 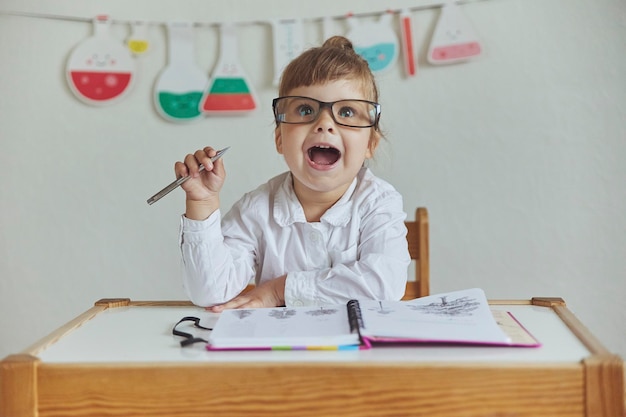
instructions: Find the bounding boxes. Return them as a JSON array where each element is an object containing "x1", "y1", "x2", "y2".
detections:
[{"x1": 272, "y1": 96, "x2": 381, "y2": 129}]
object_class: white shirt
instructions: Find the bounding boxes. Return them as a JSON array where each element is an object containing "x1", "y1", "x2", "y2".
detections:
[{"x1": 179, "y1": 167, "x2": 410, "y2": 307}]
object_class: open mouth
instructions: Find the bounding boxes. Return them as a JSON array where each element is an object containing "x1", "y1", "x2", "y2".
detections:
[{"x1": 307, "y1": 145, "x2": 341, "y2": 166}]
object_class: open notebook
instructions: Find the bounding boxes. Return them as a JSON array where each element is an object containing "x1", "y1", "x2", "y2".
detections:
[{"x1": 205, "y1": 288, "x2": 540, "y2": 351}]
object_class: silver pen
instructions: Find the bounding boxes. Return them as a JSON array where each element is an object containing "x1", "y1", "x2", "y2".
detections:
[{"x1": 147, "y1": 147, "x2": 230, "y2": 205}]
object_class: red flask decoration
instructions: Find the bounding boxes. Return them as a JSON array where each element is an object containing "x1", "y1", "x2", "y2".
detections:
[{"x1": 66, "y1": 16, "x2": 136, "y2": 105}]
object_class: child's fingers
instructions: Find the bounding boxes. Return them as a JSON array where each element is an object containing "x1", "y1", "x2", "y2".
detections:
[
  {"x1": 202, "y1": 146, "x2": 218, "y2": 158},
  {"x1": 193, "y1": 148, "x2": 217, "y2": 174},
  {"x1": 206, "y1": 294, "x2": 256, "y2": 312},
  {"x1": 182, "y1": 153, "x2": 203, "y2": 177},
  {"x1": 210, "y1": 155, "x2": 226, "y2": 178},
  {"x1": 173, "y1": 161, "x2": 189, "y2": 179}
]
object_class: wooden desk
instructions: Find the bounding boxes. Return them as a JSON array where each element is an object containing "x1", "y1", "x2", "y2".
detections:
[{"x1": 1, "y1": 298, "x2": 623, "y2": 417}]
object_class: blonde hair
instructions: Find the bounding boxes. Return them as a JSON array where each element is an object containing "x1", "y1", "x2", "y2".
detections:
[{"x1": 277, "y1": 36, "x2": 382, "y2": 148}]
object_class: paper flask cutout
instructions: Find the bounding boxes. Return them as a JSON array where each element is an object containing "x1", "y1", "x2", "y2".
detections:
[
  {"x1": 428, "y1": 2, "x2": 482, "y2": 65},
  {"x1": 127, "y1": 21, "x2": 150, "y2": 55},
  {"x1": 346, "y1": 12, "x2": 399, "y2": 73},
  {"x1": 66, "y1": 16, "x2": 136, "y2": 105},
  {"x1": 154, "y1": 22, "x2": 207, "y2": 122},
  {"x1": 201, "y1": 23, "x2": 258, "y2": 114}
]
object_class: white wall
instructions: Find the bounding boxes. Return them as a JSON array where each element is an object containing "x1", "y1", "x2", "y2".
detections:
[{"x1": 1, "y1": 0, "x2": 624, "y2": 359}]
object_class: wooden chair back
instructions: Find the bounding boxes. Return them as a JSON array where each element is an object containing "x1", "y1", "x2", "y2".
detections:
[{"x1": 402, "y1": 207, "x2": 430, "y2": 299}]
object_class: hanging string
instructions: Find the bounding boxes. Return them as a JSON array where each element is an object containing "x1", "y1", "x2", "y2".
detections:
[{"x1": 0, "y1": 0, "x2": 490, "y2": 27}]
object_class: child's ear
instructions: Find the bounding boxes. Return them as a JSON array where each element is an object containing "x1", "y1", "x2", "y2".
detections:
[
  {"x1": 275, "y1": 128, "x2": 283, "y2": 154},
  {"x1": 366, "y1": 131, "x2": 381, "y2": 158}
]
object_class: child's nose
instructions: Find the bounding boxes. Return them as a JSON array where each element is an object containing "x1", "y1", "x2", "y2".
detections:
[{"x1": 314, "y1": 108, "x2": 336, "y2": 132}]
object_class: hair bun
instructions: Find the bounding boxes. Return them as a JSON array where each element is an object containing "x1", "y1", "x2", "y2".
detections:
[{"x1": 322, "y1": 36, "x2": 354, "y2": 51}]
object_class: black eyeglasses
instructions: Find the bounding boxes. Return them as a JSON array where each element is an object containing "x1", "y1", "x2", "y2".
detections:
[{"x1": 272, "y1": 96, "x2": 381, "y2": 128}]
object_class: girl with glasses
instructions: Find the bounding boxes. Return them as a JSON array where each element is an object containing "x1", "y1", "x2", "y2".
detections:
[{"x1": 175, "y1": 36, "x2": 410, "y2": 311}]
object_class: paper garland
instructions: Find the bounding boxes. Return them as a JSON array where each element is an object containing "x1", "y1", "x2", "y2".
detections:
[{"x1": 55, "y1": 4, "x2": 484, "y2": 121}]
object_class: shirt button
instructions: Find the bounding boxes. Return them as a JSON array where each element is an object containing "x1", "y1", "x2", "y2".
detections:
[
  {"x1": 292, "y1": 300, "x2": 304, "y2": 307},
  {"x1": 309, "y1": 232, "x2": 320, "y2": 243}
]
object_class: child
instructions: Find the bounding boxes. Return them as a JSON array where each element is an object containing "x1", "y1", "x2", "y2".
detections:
[{"x1": 175, "y1": 36, "x2": 410, "y2": 311}]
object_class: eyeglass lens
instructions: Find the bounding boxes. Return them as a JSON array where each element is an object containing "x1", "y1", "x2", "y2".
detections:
[{"x1": 274, "y1": 97, "x2": 378, "y2": 128}]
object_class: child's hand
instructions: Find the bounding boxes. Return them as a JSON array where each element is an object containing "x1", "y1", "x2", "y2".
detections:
[
  {"x1": 175, "y1": 147, "x2": 225, "y2": 219},
  {"x1": 207, "y1": 275, "x2": 287, "y2": 312}
]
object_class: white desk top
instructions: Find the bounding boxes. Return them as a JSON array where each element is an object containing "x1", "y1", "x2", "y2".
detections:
[{"x1": 34, "y1": 303, "x2": 590, "y2": 364}]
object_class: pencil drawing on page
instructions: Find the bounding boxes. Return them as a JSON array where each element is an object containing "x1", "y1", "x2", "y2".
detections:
[
  {"x1": 269, "y1": 308, "x2": 297, "y2": 320},
  {"x1": 408, "y1": 296, "x2": 480, "y2": 317},
  {"x1": 306, "y1": 307, "x2": 339, "y2": 317},
  {"x1": 234, "y1": 310, "x2": 253, "y2": 319},
  {"x1": 368, "y1": 301, "x2": 395, "y2": 315}
]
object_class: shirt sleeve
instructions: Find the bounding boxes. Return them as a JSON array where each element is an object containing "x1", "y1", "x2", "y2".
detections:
[
  {"x1": 179, "y1": 209, "x2": 257, "y2": 307},
  {"x1": 283, "y1": 190, "x2": 411, "y2": 306}
]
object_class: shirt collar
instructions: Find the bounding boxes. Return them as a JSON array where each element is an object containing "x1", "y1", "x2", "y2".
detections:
[{"x1": 273, "y1": 172, "x2": 357, "y2": 227}]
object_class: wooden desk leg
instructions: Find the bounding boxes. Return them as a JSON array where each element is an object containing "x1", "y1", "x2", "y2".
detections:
[
  {"x1": 584, "y1": 354, "x2": 625, "y2": 417},
  {"x1": 0, "y1": 354, "x2": 38, "y2": 417}
]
